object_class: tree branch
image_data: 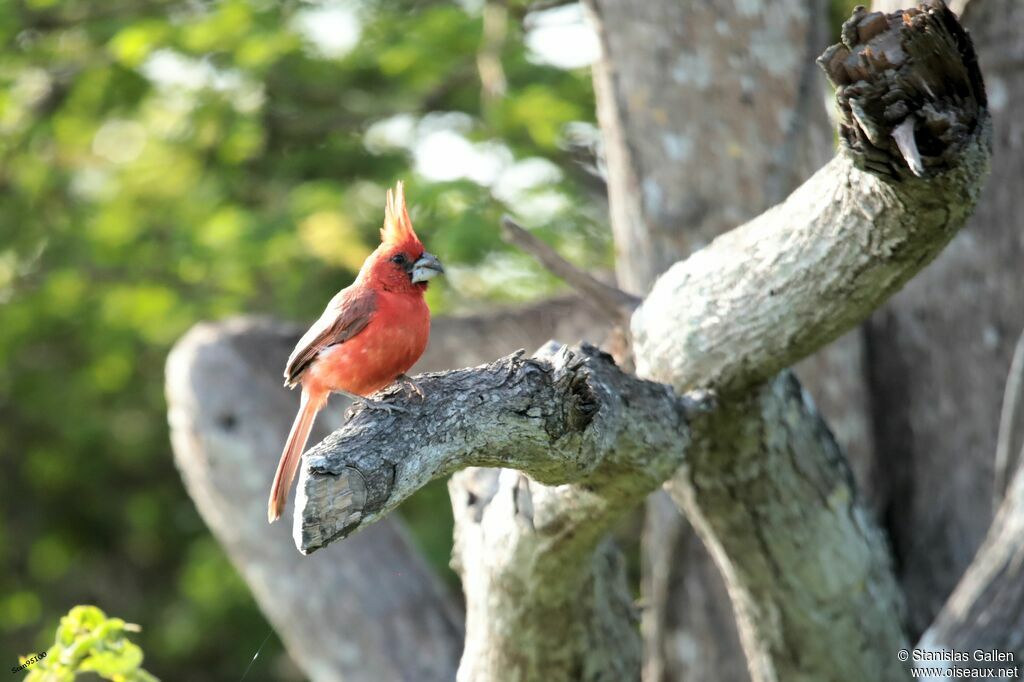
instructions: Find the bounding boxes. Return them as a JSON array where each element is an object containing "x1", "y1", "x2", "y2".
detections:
[
  {"x1": 289, "y1": 5, "x2": 991, "y2": 681},
  {"x1": 666, "y1": 372, "x2": 911, "y2": 681},
  {"x1": 994, "y1": 325, "x2": 1024, "y2": 506},
  {"x1": 166, "y1": 318, "x2": 464, "y2": 682},
  {"x1": 632, "y1": 2, "x2": 991, "y2": 395},
  {"x1": 296, "y1": 343, "x2": 693, "y2": 553},
  {"x1": 917, "y1": 432, "x2": 1024, "y2": 672},
  {"x1": 499, "y1": 215, "x2": 639, "y2": 323},
  {"x1": 450, "y1": 466, "x2": 644, "y2": 681}
]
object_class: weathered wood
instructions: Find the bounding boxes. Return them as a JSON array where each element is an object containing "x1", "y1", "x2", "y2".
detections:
[
  {"x1": 864, "y1": 0, "x2": 1024, "y2": 636},
  {"x1": 295, "y1": 6, "x2": 991, "y2": 681},
  {"x1": 583, "y1": 1, "x2": 842, "y2": 676},
  {"x1": 297, "y1": 343, "x2": 693, "y2": 553},
  {"x1": 633, "y1": 2, "x2": 990, "y2": 396},
  {"x1": 450, "y1": 466, "x2": 642, "y2": 681},
  {"x1": 298, "y1": 341, "x2": 692, "y2": 680},
  {"x1": 166, "y1": 318, "x2": 464, "y2": 682},
  {"x1": 166, "y1": 295, "x2": 609, "y2": 678},
  {"x1": 666, "y1": 372, "x2": 910, "y2": 682}
]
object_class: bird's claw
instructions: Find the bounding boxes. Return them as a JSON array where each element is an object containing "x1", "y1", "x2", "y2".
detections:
[
  {"x1": 396, "y1": 373, "x2": 425, "y2": 401},
  {"x1": 346, "y1": 398, "x2": 408, "y2": 419}
]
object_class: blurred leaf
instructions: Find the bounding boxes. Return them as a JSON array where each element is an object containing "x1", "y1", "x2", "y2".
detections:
[{"x1": 0, "y1": 0, "x2": 605, "y2": 678}]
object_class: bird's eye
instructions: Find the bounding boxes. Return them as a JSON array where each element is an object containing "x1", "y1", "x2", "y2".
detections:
[{"x1": 390, "y1": 254, "x2": 408, "y2": 265}]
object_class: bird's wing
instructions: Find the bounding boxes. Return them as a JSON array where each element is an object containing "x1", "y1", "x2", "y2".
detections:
[{"x1": 284, "y1": 286, "x2": 377, "y2": 387}]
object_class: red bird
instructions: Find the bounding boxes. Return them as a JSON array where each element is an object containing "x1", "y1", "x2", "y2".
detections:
[{"x1": 268, "y1": 182, "x2": 443, "y2": 523}]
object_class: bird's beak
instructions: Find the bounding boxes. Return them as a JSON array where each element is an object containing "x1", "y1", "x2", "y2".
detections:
[{"x1": 411, "y1": 252, "x2": 444, "y2": 283}]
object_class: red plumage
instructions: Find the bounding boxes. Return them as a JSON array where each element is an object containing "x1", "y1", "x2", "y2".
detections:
[{"x1": 268, "y1": 182, "x2": 442, "y2": 522}]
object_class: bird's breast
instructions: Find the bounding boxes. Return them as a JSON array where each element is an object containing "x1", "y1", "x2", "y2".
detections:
[{"x1": 307, "y1": 292, "x2": 430, "y2": 397}]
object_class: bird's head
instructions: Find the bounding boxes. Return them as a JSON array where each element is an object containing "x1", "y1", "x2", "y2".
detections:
[{"x1": 359, "y1": 181, "x2": 444, "y2": 294}]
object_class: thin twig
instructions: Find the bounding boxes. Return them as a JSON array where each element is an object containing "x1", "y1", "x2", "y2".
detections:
[
  {"x1": 993, "y1": 325, "x2": 1024, "y2": 508},
  {"x1": 499, "y1": 215, "x2": 639, "y2": 323}
]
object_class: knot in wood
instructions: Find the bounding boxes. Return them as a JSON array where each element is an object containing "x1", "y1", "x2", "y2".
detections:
[{"x1": 818, "y1": 1, "x2": 986, "y2": 179}]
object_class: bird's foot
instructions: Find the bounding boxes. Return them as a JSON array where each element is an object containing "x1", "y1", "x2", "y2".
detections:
[
  {"x1": 345, "y1": 397, "x2": 408, "y2": 419},
  {"x1": 396, "y1": 373, "x2": 425, "y2": 401}
]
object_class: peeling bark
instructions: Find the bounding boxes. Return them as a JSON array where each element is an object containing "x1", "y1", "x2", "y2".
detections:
[{"x1": 297, "y1": 344, "x2": 692, "y2": 553}]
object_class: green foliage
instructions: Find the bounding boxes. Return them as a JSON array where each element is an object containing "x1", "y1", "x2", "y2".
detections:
[
  {"x1": 1, "y1": 0, "x2": 602, "y2": 677},
  {"x1": 19, "y1": 605, "x2": 158, "y2": 682}
]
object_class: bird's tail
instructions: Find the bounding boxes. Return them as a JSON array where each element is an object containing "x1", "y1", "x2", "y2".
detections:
[{"x1": 268, "y1": 389, "x2": 323, "y2": 523}]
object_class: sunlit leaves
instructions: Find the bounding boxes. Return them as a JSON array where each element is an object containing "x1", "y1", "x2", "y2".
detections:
[
  {"x1": 23, "y1": 605, "x2": 159, "y2": 682},
  {"x1": 1, "y1": 0, "x2": 607, "y2": 678}
]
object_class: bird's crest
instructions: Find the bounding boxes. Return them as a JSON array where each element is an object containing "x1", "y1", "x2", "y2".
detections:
[{"x1": 381, "y1": 181, "x2": 421, "y2": 248}]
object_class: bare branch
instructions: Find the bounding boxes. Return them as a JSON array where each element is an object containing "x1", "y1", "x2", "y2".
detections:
[
  {"x1": 500, "y1": 215, "x2": 639, "y2": 322},
  {"x1": 994, "y1": 326, "x2": 1024, "y2": 507},
  {"x1": 666, "y1": 372, "x2": 911, "y2": 681},
  {"x1": 166, "y1": 318, "x2": 464, "y2": 682},
  {"x1": 296, "y1": 343, "x2": 693, "y2": 553},
  {"x1": 919, "y1": 437, "x2": 1024, "y2": 670},
  {"x1": 633, "y1": 2, "x2": 991, "y2": 395}
]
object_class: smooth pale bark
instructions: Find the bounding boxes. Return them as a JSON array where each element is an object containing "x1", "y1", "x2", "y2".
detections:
[
  {"x1": 166, "y1": 318, "x2": 464, "y2": 682},
  {"x1": 165, "y1": 298, "x2": 607, "y2": 680}
]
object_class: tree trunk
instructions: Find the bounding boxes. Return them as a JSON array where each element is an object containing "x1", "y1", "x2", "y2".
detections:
[
  {"x1": 165, "y1": 299, "x2": 607, "y2": 680},
  {"x1": 583, "y1": 0, "x2": 845, "y2": 677},
  {"x1": 667, "y1": 372, "x2": 909, "y2": 682},
  {"x1": 299, "y1": 10, "x2": 991, "y2": 679},
  {"x1": 166, "y1": 318, "x2": 464, "y2": 682},
  {"x1": 172, "y1": 4, "x2": 1005, "y2": 680},
  {"x1": 865, "y1": 0, "x2": 1024, "y2": 636}
]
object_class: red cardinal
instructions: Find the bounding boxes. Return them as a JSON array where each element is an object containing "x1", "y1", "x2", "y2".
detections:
[{"x1": 268, "y1": 182, "x2": 443, "y2": 523}]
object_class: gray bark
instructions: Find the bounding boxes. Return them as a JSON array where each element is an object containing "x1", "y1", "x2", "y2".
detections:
[
  {"x1": 450, "y1": 466, "x2": 642, "y2": 681},
  {"x1": 173, "y1": 3, "x2": 1004, "y2": 680},
  {"x1": 585, "y1": 0, "x2": 832, "y2": 296},
  {"x1": 666, "y1": 371, "x2": 910, "y2": 682},
  {"x1": 297, "y1": 343, "x2": 691, "y2": 552},
  {"x1": 298, "y1": 343, "x2": 692, "y2": 681},
  {"x1": 635, "y1": 3, "x2": 990, "y2": 395},
  {"x1": 864, "y1": 0, "x2": 1024, "y2": 636},
  {"x1": 917, "y1": 436, "x2": 1024, "y2": 672},
  {"x1": 633, "y1": 134, "x2": 989, "y2": 394},
  {"x1": 166, "y1": 318, "x2": 464, "y2": 682},
  {"x1": 165, "y1": 298, "x2": 607, "y2": 680},
  {"x1": 299, "y1": 7, "x2": 992, "y2": 680},
  {"x1": 583, "y1": 0, "x2": 845, "y2": 675}
]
